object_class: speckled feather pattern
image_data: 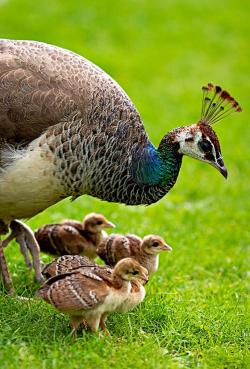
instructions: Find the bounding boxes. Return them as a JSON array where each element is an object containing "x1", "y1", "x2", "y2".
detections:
[
  {"x1": 0, "y1": 39, "x2": 182, "y2": 209},
  {"x1": 42, "y1": 255, "x2": 97, "y2": 279},
  {"x1": 97, "y1": 234, "x2": 141, "y2": 266},
  {"x1": 35, "y1": 213, "x2": 113, "y2": 258},
  {"x1": 41, "y1": 254, "x2": 146, "y2": 314},
  {"x1": 36, "y1": 258, "x2": 147, "y2": 332},
  {"x1": 35, "y1": 223, "x2": 101, "y2": 258},
  {"x1": 37, "y1": 269, "x2": 111, "y2": 311},
  {"x1": 97, "y1": 234, "x2": 160, "y2": 274}
]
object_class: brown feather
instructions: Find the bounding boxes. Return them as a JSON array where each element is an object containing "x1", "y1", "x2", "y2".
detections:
[
  {"x1": 0, "y1": 39, "x2": 146, "y2": 147},
  {"x1": 0, "y1": 40, "x2": 87, "y2": 144},
  {"x1": 42, "y1": 254, "x2": 97, "y2": 278}
]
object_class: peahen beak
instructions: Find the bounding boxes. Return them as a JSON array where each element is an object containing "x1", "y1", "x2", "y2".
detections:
[
  {"x1": 212, "y1": 157, "x2": 228, "y2": 179},
  {"x1": 217, "y1": 164, "x2": 228, "y2": 179}
]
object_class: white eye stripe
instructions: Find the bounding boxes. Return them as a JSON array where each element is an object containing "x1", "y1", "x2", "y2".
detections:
[{"x1": 205, "y1": 137, "x2": 217, "y2": 159}]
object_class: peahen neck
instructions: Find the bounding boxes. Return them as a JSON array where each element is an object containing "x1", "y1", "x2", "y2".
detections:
[
  {"x1": 131, "y1": 131, "x2": 183, "y2": 190},
  {"x1": 49, "y1": 120, "x2": 184, "y2": 206}
]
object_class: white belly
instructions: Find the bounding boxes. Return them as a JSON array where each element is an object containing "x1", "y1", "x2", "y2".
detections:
[
  {"x1": 116, "y1": 282, "x2": 145, "y2": 312},
  {"x1": 0, "y1": 143, "x2": 64, "y2": 222}
]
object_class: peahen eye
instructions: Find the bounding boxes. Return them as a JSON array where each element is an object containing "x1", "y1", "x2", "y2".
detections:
[
  {"x1": 96, "y1": 220, "x2": 103, "y2": 225},
  {"x1": 199, "y1": 139, "x2": 212, "y2": 152}
]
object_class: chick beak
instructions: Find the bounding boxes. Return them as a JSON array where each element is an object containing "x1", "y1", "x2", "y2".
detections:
[
  {"x1": 105, "y1": 221, "x2": 116, "y2": 228},
  {"x1": 161, "y1": 243, "x2": 172, "y2": 252},
  {"x1": 141, "y1": 272, "x2": 149, "y2": 284}
]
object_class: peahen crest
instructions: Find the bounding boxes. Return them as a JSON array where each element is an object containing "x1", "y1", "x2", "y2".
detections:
[{"x1": 200, "y1": 83, "x2": 242, "y2": 125}]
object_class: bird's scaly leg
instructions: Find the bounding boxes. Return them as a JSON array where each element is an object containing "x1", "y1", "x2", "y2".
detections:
[
  {"x1": 3, "y1": 229, "x2": 32, "y2": 269},
  {"x1": 0, "y1": 238, "x2": 14, "y2": 294},
  {"x1": 3, "y1": 220, "x2": 44, "y2": 283},
  {"x1": 17, "y1": 233, "x2": 33, "y2": 269}
]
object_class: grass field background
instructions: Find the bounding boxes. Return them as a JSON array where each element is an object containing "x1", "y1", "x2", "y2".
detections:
[{"x1": 0, "y1": 1, "x2": 249, "y2": 368}]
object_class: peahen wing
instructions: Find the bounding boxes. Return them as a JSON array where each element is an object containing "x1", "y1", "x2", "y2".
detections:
[{"x1": 0, "y1": 39, "x2": 149, "y2": 147}]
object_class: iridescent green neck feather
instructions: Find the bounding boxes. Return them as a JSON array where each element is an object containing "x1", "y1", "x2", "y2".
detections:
[{"x1": 131, "y1": 133, "x2": 183, "y2": 189}]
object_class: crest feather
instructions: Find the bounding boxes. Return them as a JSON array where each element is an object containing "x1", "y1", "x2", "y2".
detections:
[{"x1": 200, "y1": 83, "x2": 242, "y2": 125}]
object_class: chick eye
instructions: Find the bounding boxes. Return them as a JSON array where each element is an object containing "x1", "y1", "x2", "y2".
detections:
[
  {"x1": 199, "y1": 139, "x2": 212, "y2": 152},
  {"x1": 132, "y1": 270, "x2": 139, "y2": 275},
  {"x1": 96, "y1": 220, "x2": 103, "y2": 225},
  {"x1": 152, "y1": 241, "x2": 159, "y2": 247}
]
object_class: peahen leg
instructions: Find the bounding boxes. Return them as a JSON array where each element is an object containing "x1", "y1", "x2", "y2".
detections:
[
  {"x1": 0, "y1": 239, "x2": 14, "y2": 294},
  {"x1": 3, "y1": 220, "x2": 44, "y2": 283},
  {"x1": 17, "y1": 233, "x2": 33, "y2": 269}
]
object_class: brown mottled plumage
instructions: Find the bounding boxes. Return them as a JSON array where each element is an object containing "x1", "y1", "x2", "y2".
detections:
[
  {"x1": 36, "y1": 258, "x2": 148, "y2": 336},
  {"x1": 35, "y1": 213, "x2": 115, "y2": 259},
  {"x1": 42, "y1": 254, "x2": 147, "y2": 315},
  {"x1": 42, "y1": 254, "x2": 97, "y2": 279},
  {"x1": 97, "y1": 234, "x2": 172, "y2": 274}
]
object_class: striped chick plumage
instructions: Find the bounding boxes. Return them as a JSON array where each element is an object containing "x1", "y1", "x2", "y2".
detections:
[
  {"x1": 97, "y1": 234, "x2": 172, "y2": 274},
  {"x1": 42, "y1": 254, "x2": 148, "y2": 314},
  {"x1": 35, "y1": 213, "x2": 115, "y2": 259},
  {"x1": 36, "y1": 257, "x2": 148, "y2": 335}
]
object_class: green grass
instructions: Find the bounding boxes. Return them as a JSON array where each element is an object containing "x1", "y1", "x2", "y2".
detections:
[{"x1": 0, "y1": 0, "x2": 249, "y2": 368}]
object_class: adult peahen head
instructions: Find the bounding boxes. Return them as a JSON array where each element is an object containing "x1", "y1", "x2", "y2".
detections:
[
  {"x1": 127, "y1": 83, "x2": 241, "y2": 205},
  {"x1": 158, "y1": 83, "x2": 242, "y2": 180}
]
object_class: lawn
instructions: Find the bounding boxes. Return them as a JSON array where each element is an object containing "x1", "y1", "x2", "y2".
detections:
[{"x1": 0, "y1": 0, "x2": 249, "y2": 368}]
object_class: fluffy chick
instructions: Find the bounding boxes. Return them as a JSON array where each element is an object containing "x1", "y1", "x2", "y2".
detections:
[
  {"x1": 42, "y1": 254, "x2": 147, "y2": 315},
  {"x1": 97, "y1": 234, "x2": 172, "y2": 274},
  {"x1": 35, "y1": 213, "x2": 115, "y2": 259},
  {"x1": 36, "y1": 258, "x2": 148, "y2": 336}
]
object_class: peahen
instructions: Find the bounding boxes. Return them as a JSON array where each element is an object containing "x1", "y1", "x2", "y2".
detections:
[{"x1": 0, "y1": 39, "x2": 241, "y2": 293}]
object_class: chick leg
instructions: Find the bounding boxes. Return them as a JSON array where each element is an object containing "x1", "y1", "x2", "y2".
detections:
[
  {"x1": 3, "y1": 220, "x2": 43, "y2": 283},
  {"x1": 0, "y1": 239, "x2": 14, "y2": 295},
  {"x1": 87, "y1": 315, "x2": 101, "y2": 335},
  {"x1": 69, "y1": 316, "x2": 83, "y2": 338},
  {"x1": 81, "y1": 319, "x2": 88, "y2": 333},
  {"x1": 100, "y1": 313, "x2": 110, "y2": 337}
]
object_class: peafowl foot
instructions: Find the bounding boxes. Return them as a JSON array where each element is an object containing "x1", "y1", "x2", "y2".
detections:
[{"x1": 2, "y1": 220, "x2": 44, "y2": 283}]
